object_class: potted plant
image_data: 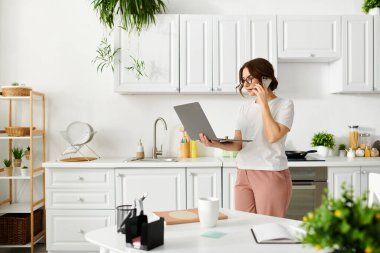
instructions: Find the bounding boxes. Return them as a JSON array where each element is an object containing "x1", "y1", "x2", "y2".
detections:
[
  {"x1": 362, "y1": 0, "x2": 380, "y2": 15},
  {"x1": 338, "y1": 144, "x2": 347, "y2": 157},
  {"x1": 90, "y1": 0, "x2": 166, "y2": 73},
  {"x1": 311, "y1": 131, "x2": 335, "y2": 157},
  {"x1": 301, "y1": 184, "x2": 380, "y2": 253},
  {"x1": 12, "y1": 147, "x2": 25, "y2": 167},
  {"x1": 20, "y1": 166, "x2": 29, "y2": 176},
  {"x1": 25, "y1": 146, "x2": 30, "y2": 160},
  {"x1": 3, "y1": 159, "x2": 12, "y2": 176}
]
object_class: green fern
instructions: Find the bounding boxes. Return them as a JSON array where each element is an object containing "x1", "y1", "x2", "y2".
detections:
[
  {"x1": 12, "y1": 147, "x2": 25, "y2": 159},
  {"x1": 3, "y1": 159, "x2": 11, "y2": 167},
  {"x1": 125, "y1": 55, "x2": 148, "y2": 80}
]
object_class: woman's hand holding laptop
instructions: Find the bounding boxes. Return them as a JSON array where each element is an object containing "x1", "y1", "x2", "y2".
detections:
[{"x1": 199, "y1": 133, "x2": 223, "y2": 148}]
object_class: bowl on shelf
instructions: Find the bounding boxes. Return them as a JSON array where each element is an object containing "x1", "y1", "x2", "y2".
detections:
[
  {"x1": 1, "y1": 86, "x2": 32, "y2": 97},
  {"x1": 5, "y1": 127, "x2": 36, "y2": 137}
]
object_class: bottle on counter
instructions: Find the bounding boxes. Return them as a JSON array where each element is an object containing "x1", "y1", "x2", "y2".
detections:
[
  {"x1": 136, "y1": 139, "x2": 145, "y2": 159},
  {"x1": 190, "y1": 140, "x2": 197, "y2": 158},
  {"x1": 359, "y1": 133, "x2": 371, "y2": 150},
  {"x1": 371, "y1": 148, "x2": 379, "y2": 157},
  {"x1": 364, "y1": 146, "x2": 371, "y2": 157},
  {"x1": 348, "y1": 125, "x2": 359, "y2": 150}
]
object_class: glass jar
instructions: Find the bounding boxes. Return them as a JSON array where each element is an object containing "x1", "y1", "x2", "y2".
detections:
[
  {"x1": 348, "y1": 125, "x2": 359, "y2": 150},
  {"x1": 359, "y1": 133, "x2": 371, "y2": 149}
]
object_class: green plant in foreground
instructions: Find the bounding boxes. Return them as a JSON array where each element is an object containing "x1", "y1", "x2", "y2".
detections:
[
  {"x1": 126, "y1": 55, "x2": 147, "y2": 80},
  {"x1": 12, "y1": 147, "x2": 25, "y2": 159},
  {"x1": 92, "y1": 37, "x2": 120, "y2": 72},
  {"x1": 301, "y1": 184, "x2": 380, "y2": 253},
  {"x1": 311, "y1": 131, "x2": 335, "y2": 149},
  {"x1": 3, "y1": 159, "x2": 11, "y2": 167},
  {"x1": 362, "y1": 0, "x2": 380, "y2": 13}
]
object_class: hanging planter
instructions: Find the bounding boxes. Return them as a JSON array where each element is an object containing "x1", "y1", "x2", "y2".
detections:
[{"x1": 91, "y1": 0, "x2": 167, "y2": 73}]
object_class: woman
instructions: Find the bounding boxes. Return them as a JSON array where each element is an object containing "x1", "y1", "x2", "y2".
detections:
[{"x1": 199, "y1": 58, "x2": 294, "y2": 217}]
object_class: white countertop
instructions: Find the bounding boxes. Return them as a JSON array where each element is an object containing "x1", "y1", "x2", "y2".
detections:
[
  {"x1": 85, "y1": 209, "x2": 322, "y2": 253},
  {"x1": 43, "y1": 156, "x2": 380, "y2": 168}
]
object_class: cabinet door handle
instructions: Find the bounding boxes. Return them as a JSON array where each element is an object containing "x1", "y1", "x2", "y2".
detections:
[
  {"x1": 210, "y1": 88, "x2": 214, "y2": 91},
  {"x1": 309, "y1": 53, "x2": 315, "y2": 57},
  {"x1": 77, "y1": 197, "x2": 84, "y2": 202},
  {"x1": 77, "y1": 176, "x2": 84, "y2": 181},
  {"x1": 79, "y1": 229, "x2": 85, "y2": 234}
]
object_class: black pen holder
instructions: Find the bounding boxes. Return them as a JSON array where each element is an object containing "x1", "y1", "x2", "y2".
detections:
[{"x1": 125, "y1": 214, "x2": 164, "y2": 251}]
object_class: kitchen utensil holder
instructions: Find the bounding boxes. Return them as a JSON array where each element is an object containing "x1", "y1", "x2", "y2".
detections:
[{"x1": 125, "y1": 214, "x2": 164, "y2": 251}]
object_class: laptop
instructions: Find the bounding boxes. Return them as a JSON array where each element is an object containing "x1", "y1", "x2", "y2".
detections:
[{"x1": 174, "y1": 102, "x2": 252, "y2": 143}]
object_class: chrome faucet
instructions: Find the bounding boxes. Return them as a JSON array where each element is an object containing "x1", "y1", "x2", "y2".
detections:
[{"x1": 152, "y1": 117, "x2": 167, "y2": 159}]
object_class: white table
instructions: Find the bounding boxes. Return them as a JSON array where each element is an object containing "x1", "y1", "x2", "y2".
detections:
[{"x1": 85, "y1": 209, "x2": 322, "y2": 253}]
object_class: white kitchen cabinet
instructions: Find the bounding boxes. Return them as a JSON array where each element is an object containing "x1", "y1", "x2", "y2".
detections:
[
  {"x1": 330, "y1": 16, "x2": 374, "y2": 93},
  {"x1": 328, "y1": 167, "x2": 361, "y2": 198},
  {"x1": 186, "y1": 168, "x2": 222, "y2": 208},
  {"x1": 277, "y1": 15, "x2": 341, "y2": 62},
  {"x1": 375, "y1": 16, "x2": 380, "y2": 92},
  {"x1": 46, "y1": 209, "x2": 115, "y2": 252},
  {"x1": 114, "y1": 15, "x2": 180, "y2": 94},
  {"x1": 327, "y1": 166, "x2": 380, "y2": 200},
  {"x1": 212, "y1": 16, "x2": 246, "y2": 93},
  {"x1": 45, "y1": 168, "x2": 116, "y2": 252},
  {"x1": 180, "y1": 15, "x2": 213, "y2": 93},
  {"x1": 245, "y1": 16, "x2": 277, "y2": 73},
  {"x1": 115, "y1": 168, "x2": 186, "y2": 214},
  {"x1": 222, "y1": 167, "x2": 237, "y2": 210}
]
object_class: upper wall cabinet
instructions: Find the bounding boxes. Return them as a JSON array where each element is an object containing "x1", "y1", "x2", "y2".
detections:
[
  {"x1": 329, "y1": 16, "x2": 374, "y2": 93},
  {"x1": 180, "y1": 15, "x2": 277, "y2": 94},
  {"x1": 245, "y1": 16, "x2": 277, "y2": 74},
  {"x1": 114, "y1": 15, "x2": 180, "y2": 94},
  {"x1": 180, "y1": 15, "x2": 213, "y2": 93},
  {"x1": 375, "y1": 16, "x2": 380, "y2": 92},
  {"x1": 277, "y1": 15, "x2": 341, "y2": 62}
]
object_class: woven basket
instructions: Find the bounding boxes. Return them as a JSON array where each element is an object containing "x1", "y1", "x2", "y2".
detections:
[
  {"x1": 0, "y1": 209, "x2": 43, "y2": 245},
  {"x1": 5, "y1": 127, "x2": 35, "y2": 137},
  {"x1": 1, "y1": 86, "x2": 31, "y2": 97}
]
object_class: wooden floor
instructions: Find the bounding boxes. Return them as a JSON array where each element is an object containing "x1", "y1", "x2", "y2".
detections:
[{"x1": 1, "y1": 244, "x2": 46, "y2": 253}]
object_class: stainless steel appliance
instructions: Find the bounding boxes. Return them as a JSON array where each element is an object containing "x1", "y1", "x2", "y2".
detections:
[{"x1": 286, "y1": 166, "x2": 327, "y2": 220}]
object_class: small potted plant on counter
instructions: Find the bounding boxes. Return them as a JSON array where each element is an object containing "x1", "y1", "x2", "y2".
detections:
[
  {"x1": 20, "y1": 166, "x2": 29, "y2": 177},
  {"x1": 338, "y1": 144, "x2": 347, "y2": 157},
  {"x1": 311, "y1": 131, "x2": 335, "y2": 157},
  {"x1": 301, "y1": 184, "x2": 380, "y2": 253},
  {"x1": 362, "y1": 0, "x2": 380, "y2": 15},
  {"x1": 3, "y1": 159, "x2": 12, "y2": 176},
  {"x1": 12, "y1": 147, "x2": 25, "y2": 167}
]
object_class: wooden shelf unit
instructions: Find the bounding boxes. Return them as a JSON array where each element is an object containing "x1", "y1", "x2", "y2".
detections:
[{"x1": 0, "y1": 91, "x2": 46, "y2": 253}]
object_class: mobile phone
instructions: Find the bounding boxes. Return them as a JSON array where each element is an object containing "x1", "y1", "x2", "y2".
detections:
[{"x1": 262, "y1": 77, "x2": 272, "y2": 88}]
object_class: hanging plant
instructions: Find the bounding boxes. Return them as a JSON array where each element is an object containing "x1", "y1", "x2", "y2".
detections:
[
  {"x1": 90, "y1": 0, "x2": 167, "y2": 73},
  {"x1": 92, "y1": 37, "x2": 120, "y2": 72},
  {"x1": 125, "y1": 55, "x2": 147, "y2": 80}
]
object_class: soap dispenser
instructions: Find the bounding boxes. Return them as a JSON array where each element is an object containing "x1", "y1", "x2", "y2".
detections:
[{"x1": 136, "y1": 139, "x2": 145, "y2": 159}]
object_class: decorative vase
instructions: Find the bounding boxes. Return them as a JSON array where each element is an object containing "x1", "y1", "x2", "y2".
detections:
[
  {"x1": 317, "y1": 146, "x2": 329, "y2": 157},
  {"x1": 339, "y1": 150, "x2": 346, "y2": 157},
  {"x1": 369, "y1": 7, "x2": 380, "y2": 15},
  {"x1": 4, "y1": 167, "x2": 13, "y2": 177},
  {"x1": 13, "y1": 159, "x2": 22, "y2": 167},
  {"x1": 25, "y1": 150, "x2": 30, "y2": 160},
  {"x1": 20, "y1": 168, "x2": 29, "y2": 176}
]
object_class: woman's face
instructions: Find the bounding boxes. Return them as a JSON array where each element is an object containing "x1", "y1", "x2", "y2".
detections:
[{"x1": 241, "y1": 68, "x2": 260, "y2": 96}]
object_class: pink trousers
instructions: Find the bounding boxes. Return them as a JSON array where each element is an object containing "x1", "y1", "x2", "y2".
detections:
[{"x1": 234, "y1": 168, "x2": 292, "y2": 217}]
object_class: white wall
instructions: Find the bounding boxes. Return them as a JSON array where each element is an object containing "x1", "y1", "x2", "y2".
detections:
[{"x1": 0, "y1": 0, "x2": 378, "y2": 167}]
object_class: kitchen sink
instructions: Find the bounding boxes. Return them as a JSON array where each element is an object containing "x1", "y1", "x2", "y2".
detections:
[{"x1": 126, "y1": 157, "x2": 178, "y2": 162}]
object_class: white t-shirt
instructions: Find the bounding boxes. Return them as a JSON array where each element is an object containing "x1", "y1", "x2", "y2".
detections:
[{"x1": 235, "y1": 97, "x2": 294, "y2": 171}]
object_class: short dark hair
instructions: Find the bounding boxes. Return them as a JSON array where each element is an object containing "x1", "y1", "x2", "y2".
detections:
[{"x1": 236, "y1": 58, "x2": 278, "y2": 96}]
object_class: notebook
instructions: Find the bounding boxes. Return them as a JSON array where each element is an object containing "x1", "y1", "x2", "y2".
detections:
[
  {"x1": 251, "y1": 223, "x2": 304, "y2": 244},
  {"x1": 152, "y1": 208, "x2": 228, "y2": 225},
  {"x1": 174, "y1": 102, "x2": 252, "y2": 143}
]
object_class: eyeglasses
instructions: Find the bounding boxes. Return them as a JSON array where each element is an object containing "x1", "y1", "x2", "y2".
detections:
[{"x1": 240, "y1": 76, "x2": 255, "y2": 86}]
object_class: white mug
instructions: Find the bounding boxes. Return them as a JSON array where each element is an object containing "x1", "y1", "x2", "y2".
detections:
[{"x1": 198, "y1": 197, "x2": 219, "y2": 228}]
